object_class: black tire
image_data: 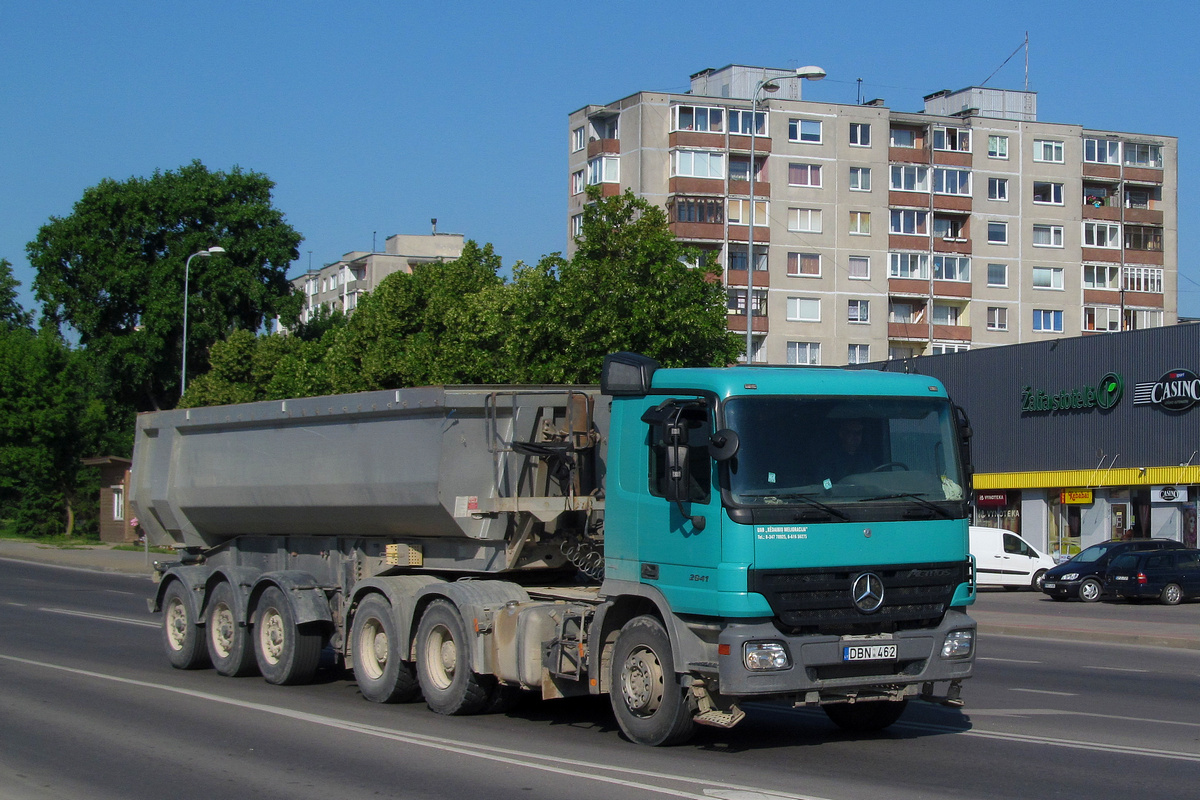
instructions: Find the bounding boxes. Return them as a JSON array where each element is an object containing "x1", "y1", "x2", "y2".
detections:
[
  {"x1": 351, "y1": 595, "x2": 421, "y2": 703},
  {"x1": 207, "y1": 581, "x2": 258, "y2": 677},
  {"x1": 823, "y1": 699, "x2": 908, "y2": 733},
  {"x1": 1078, "y1": 578, "x2": 1102, "y2": 603},
  {"x1": 161, "y1": 581, "x2": 210, "y2": 670},
  {"x1": 1160, "y1": 583, "x2": 1183, "y2": 606},
  {"x1": 1032, "y1": 570, "x2": 1048, "y2": 592},
  {"x1": 253, "y1": 586, "x2": 322, "y2": 686},
  {"x1": 415, "y1": 600, "x2": 493, "y2": 715},
  {"x1": 610, "y1": 615, "x2": 695, "y2": 747}
]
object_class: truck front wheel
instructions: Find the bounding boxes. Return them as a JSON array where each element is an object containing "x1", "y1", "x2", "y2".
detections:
[
  {"x1": 351, "y1": 595, "x2": 421, "y2": 703},
  {"x1": 207, "y1": 581, "x2": 258, "y2": 677},
  {"x1": 161, "y1": 581, "x2": 210, "y2": 670},
  {"x1": 823, "y1": 699, "x2": 908, "y2": 733},
  {"x1": 415, "y1": 600, "x2": 492, "y2": 715},
  {"x1": 253, "y1": 586, "x2": 322, "y2": 685},
  {"x1": 610, "y1": 615, "x2": 695, "y2": 746}
]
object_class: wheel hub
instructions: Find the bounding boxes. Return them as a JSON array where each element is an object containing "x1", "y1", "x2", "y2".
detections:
[{"x1": 620, "y1": 647, "x2": 664, "y2": 716}]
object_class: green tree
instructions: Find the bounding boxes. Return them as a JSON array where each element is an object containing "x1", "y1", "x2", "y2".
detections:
[
  {"x1": 0, "y1": 258, "x2": 34, "y2": 331},
  {"x1": 181, "y1": 325, "x2": 340, "y2": 408},
  {"x1": 28, "y1": 161, "x2": 303, "y2": 412}
]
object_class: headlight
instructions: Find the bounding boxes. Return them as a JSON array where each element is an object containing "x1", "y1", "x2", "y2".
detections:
[
  {"x1": 744, "y1": 641, "x2": 791, "y2": 671},
  {"x1": 941, "y1": 629, "x2": 974, "y2": 659},
  {"x1": 1061, "y1": 572, "x2": 1079, "y2": 581}
]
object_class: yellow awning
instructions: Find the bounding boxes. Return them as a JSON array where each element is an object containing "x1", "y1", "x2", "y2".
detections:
[{"x1": 974, "y1": 466, "x2": 1200, "y2": 490}]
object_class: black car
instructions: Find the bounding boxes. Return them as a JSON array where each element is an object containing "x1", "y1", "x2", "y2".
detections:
[
  {"x1": 1104, "y1": 548, "x2": 1200, "y2": 604},
  {"x1": 1040, "y1": 538, "x2": 1186, "y2": 602}
]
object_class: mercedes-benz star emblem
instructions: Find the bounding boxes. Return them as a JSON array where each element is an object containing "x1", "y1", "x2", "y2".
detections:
[{"x1": 852, "y1": 572, "x2": 885, "y2": 613}]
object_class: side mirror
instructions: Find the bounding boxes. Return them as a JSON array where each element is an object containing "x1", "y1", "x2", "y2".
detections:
[{"x1": 708, "y1": 429, "x2": 740, "y2": 461}]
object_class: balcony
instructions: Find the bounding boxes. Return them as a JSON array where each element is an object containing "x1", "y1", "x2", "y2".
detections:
[
  {"x1": 728, "y1": 134, "x2": 771, "y2": 154},
  {"x1": 670, "y1": 131, "x2": 725, "y2": 149},
  {"x1": 669, "y1": 221, "x2": 725, "y2": 241},
  {"x1": 932, "y1": 324, "x2": 972, "y2": 342},
  {"x1": 889, "y1": 146, "x2": 929, "y2": 164},
  {"x1": 727, "y1": 313, "x2": 770, "y2": 333},
  {"x1": 889, "y1": 322, "x2": 928, "y2": 341},
  {"x1": 587, "y1": 138, "x2": 620, "y2": 157}
]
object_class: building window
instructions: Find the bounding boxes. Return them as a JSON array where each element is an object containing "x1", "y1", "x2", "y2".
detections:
[
  {"x1": 850, "y1": 123, "x2": 871, "y2": 147},
  {"x1": 987, "y1": 177, "x2": 1008, "y2": 201},
  {"x1": 987, "y1": 135, "x2": 1009, "y2": 159},
  {"x1": 1033, "y1": 140, "x2": 1065, "y2": 163},
  {"x1": 786, "y1": 296, "x2": 821, "y2": 322},
  {"x1": 1032, "y1": 182, "x2": 1064, "y2": 205},
  {"x1": 587, "y1": 156, "x2": 620, "y2": 184},
  {"x1": 933, "y1": 127, "x2": 970, "y2": 152},
  {"x1": 847, "y1": 299, "x2": 869, "y2": 323},
  {"x1": 788, "y1": 207, "x2": 822, "y2": 233},
  {"x1": 933, "y1": 216, "x2": 965, "y2": 240},
  {"x1": 1083, "y1": 222, "x2": 1121, "y2": 248},
  {"x1": 728, "y1": 199, "x2": 768, "y2": 226},
  {"x1": 1123, "y1": 266, "x2": 1163, "y2": 293},
  {"x1": 673, "y1": 105, "x2": 724, "y2": 133},
  {"x1": 787, "y1": 341, "x2": 821, "y2": 365},
  {"x1": 1084, "y1": 138, "x2": 1120, "y2": 164},
  {"x1": 786, "y1": 251, "x2": 819, "y2": 277},
  {"x1": 987, "y1": 221, "x2": 1008, "y2": 244},
  {"x1": 1123, "y1": 143, "x2": 1163, "y2": 168},
  {"x1": 930, "y1": 343, "x2": 970, "y2": 355},
  {"x1": 889, "y1": 252, "x2": 929, "y2": 279},
  {"x1": 670, "y1": 197, "x2": 724, "y2": 224},
  {"x1": 1032, "y1": 224, "x2": 1064, "y2": 248},
  {"x1": 571, "y1": 170, "x2": 585, "y2": 195},
  {"x1": 671, "y1": 149, "x2": 724, "y2": 179},
  {"x1": 570, "y1": 213, "x2": 583, "y2": 238},
  {"x1": 1033, "y1": 309, "x2": 1064, "y2": 332},
  {"x1": 889, "y1": 209, "x2": 928, "y2": 235},
  {"x1": 932, "y1": 303, "x2": 961, "y2": 326},
  {"x1": 728, "y1": 246, "x2": 767, "y2": 272},
  {"x1": 1125, "y1": 225, "x2": 1163, "y2": 252},
  {"x1": 934, "y1": 255, "x2": 970, "y2": 282},
  {"x1": 1125, "y1": 187, "x2": 1159, "y2": 209},
  {"x1": 571, "y1": 126, "x2": 585, "y2": 153},
  {"x1": 727, "y1": 109, "x2": 766, "y2": 135},
  {"x1": 1126, "y1": 309, "x2": 1164, "y2": 329},
  {"x1": 889, "y1": 301, "x2": 921, "y2": 323},
  {"x1": 889, "y1": 127, "x2": 918, "y2": 148},
  {"x1": 987, "y1": 307, "x2": 1008, "y2": 331},
  {"x1": 933, "y1": 168, "x2": 971, "y2": 196},
  {"x1": 1084, "y1": 264, "x2": 1120, "y2": 289},
  {"x1": 848, "y1": 256, "x2": 870, "y2": 280},
  {"x1": 1084, "y1": 306, "x2": 1121, "y2": 332},
  {"x1": 728, "y1": 156, "x2": 765, "y2": 183},
  {"x1": 1033, "y1": 266, "x2": 1064, "y2": 290},
  {"x1": 890, "y1": 165, "x2": 929, "y2": 192},
  {"x1": 112, "y1": 486, "x2": 125, "y2": 521},
  {"x1": 849, "y1": 211, "x2": 870, "y2": 235},
  {"x1": 849, "y1": 166, "x2": 871, "y2": 191},
  {"x1": 987, "y1": 263, "x2": 1008, "y2": 287},
  {"x1": 788, "y1": 118, "x2": 822, "y2": 143},
  {"x1": 728, "y1": 288, "x2": 767, "y2": 316},
  {"x1": 788, "y1": 163, "x2": 822, "y2": 187},
  {"x1": 847, "y1": 344, "x2": 870, "y2": 364}
]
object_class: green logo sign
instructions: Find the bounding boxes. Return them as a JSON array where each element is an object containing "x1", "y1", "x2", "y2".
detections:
[{"x1": 1021, "y1": 372, "x2": 1124, "y2": 414}]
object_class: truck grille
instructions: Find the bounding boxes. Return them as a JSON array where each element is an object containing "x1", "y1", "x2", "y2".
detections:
[{"x1": 747, "y1": 561, "x2": 968, "y2": 636}]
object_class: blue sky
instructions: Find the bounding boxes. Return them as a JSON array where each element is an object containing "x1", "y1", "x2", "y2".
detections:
[{"x1": 3, "y1": 0, "x2": 1197, "y2": 317}]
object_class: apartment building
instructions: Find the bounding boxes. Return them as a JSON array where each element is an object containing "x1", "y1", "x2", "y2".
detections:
[
  {"x1": 291, "y1": 229, "x2": 465, "y2": 324},
  {"x1": 567, "y1": 65, "x2": 1177, "y2": 364}
]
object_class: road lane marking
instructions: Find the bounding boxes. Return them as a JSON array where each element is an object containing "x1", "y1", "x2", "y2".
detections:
[
  {"x1": 1010, "y1": 688, "x2": 1077, "y2": 696},
  {"x1": 38, "y1": 607, "x2": 158, "y2": 628},
  {"x1": 978, "y1": 657, "x2": 1042, "y2": 664},
  {"x1": 1083, "y1": 665, "x2": 1150, "y2": 673},
  {"x1": 896, "y1": 718, "x2": 1200, "y2": 761},
  {"x1": 0, "y1": 654, "x2": 834, "y2": 800}
]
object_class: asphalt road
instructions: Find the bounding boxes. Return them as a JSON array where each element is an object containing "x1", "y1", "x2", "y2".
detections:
[{"x1": 2, "y1": 560, "x2": 1199, "y2": 800}]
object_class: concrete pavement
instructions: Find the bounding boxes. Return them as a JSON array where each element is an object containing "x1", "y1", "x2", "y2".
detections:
[{"x1": 2, "y1": 539, "x2": 1198, "y2": 650}]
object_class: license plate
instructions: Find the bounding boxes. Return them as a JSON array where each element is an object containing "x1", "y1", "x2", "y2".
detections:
[
  {"x1": 1114, "y1": 575, "x2": 1129, "y2": 581},
  {"x1": 843, "y1": 644, "x2": 897, "y2": 661},
  {"x1": 1043, "y1": 582, "x2": 1057, "y2": 589}
]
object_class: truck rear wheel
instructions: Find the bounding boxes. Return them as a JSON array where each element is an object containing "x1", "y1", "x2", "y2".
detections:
[
  {"x1": 351, "y1": 595, "x2": 421, "y2": 703},
  {"x1": 610, "y1": 615, "x2": 695, "y2": 746},
  {"x1": 823, "y1": 699, "x2": 908, "y2": 733},
  {"x1": 207, "y1": 581, "x2": 258, "y2": 677},
  {"x1": 161, "y1": 581, "x2": 210, "y2": 670},
  {"x1": 415, "y1": 600, "x2": 492, "y2": 715},
  {"x1": 253, "y1": 586, "x2": 322, "y2": 685}
]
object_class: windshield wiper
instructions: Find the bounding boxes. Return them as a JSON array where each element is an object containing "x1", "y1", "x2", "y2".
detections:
[
  {"x1": 857, "y1": 492, "x2": 955, "y2": 520},
  {"x1": 739, "y1": 491, "x2": 849, "y2": 520}
]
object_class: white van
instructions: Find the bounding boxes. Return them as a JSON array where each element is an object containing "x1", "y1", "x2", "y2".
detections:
[{"x1": 969, "y1": 526, "x2": 1057, "y2": 590}]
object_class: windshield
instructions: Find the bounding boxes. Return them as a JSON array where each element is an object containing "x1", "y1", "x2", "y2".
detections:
[
  {"x1": 724, "y1": 396, "x2": 965, "y2": 509},
  {"x1": 1070, "y1": 543, "x2": 1116, "y2": 563}
]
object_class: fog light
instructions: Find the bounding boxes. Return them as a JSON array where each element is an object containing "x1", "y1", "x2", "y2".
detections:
[
  {"x1": 941, "y1": 629, "x2": 974, "y2": 659},
  {"x1": 744, "y1": 641, "x2": 791, "y2": 671}
]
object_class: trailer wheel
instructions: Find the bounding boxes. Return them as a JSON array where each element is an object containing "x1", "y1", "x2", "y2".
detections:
[
  {"x1": 610, "y1": 615, "x2": 695, "y2": 746},
  {"x1": 351, "y1": 595, "x2": 421, "y2": 703},
  {"x1": 823, "y1": 699, "x2": 908, "y2": 733},
  {"x1": 253, "y1": 586, "x2": 322, "y2": 685},
  {"x1": 207, "y1": 581, "x2": 258, "y2": 677},
  {"x1": 161, "y1": 581, "x2": 210, "y2": 670},
  {"x1": 415, "y1": 600, "x2": 492, "y2": 715}
]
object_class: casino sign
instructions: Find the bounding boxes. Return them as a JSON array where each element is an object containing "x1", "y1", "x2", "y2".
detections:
[{"x1": 1133, "y1": 368, "x2": 1200, "y2": 412}]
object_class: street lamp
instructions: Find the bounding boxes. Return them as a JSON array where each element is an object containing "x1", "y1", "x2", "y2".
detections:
[
  {"x1": 745, "y1": 66, "x2": 826, "y2": 364},
  {"x1": 181, "y1": 246, "x2": 226, "y2": 397}
]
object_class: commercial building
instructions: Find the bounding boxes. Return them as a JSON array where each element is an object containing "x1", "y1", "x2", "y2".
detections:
[
  {"x1": 568, "y1": 65, "x2": 1178, "y2": 364},
  {"x1": 870, "y1": 323, "x2": 1200, "y2": 558},
  {"x1": 291, "y1": 228, "x2": 464, "y2": 324}
]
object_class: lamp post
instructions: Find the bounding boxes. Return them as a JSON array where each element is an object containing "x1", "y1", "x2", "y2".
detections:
[
  {"x1": 745, "y1": 65, "x2": 826, "y2": 364},
  {"x1": 181, "y1": 246, "x2": 226, "y2": 397}
]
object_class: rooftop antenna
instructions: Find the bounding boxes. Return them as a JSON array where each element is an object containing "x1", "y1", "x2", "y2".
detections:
[
  {"x1": 373, "y1": 231, "x2": 377, "y2": 252},
  {"x1": 431, "y1": 218, "x2": 438, "y2": 234},
  {"x1": 980, "y1": 32, "x2": 1029, "y2": 88}
]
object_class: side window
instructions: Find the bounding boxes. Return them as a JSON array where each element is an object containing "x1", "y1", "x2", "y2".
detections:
[
  {"x1": 1146, "y1": 554, "x2": 1168, "y2": 569},
  {"x1": 647, "y1": 403, "x2": 711, "y2": 503},
  {"x1": 1003, "y1": 534, "x2": 1030, "y2": 556}
]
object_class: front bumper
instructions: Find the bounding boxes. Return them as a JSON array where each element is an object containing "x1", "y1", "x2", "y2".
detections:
[
  {"x1": 1040, "y1": 579, "x2": 1083, "y2": 598},
  {"x1": 715, "y1": 608, "x2": 975, "y2": 698}
]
